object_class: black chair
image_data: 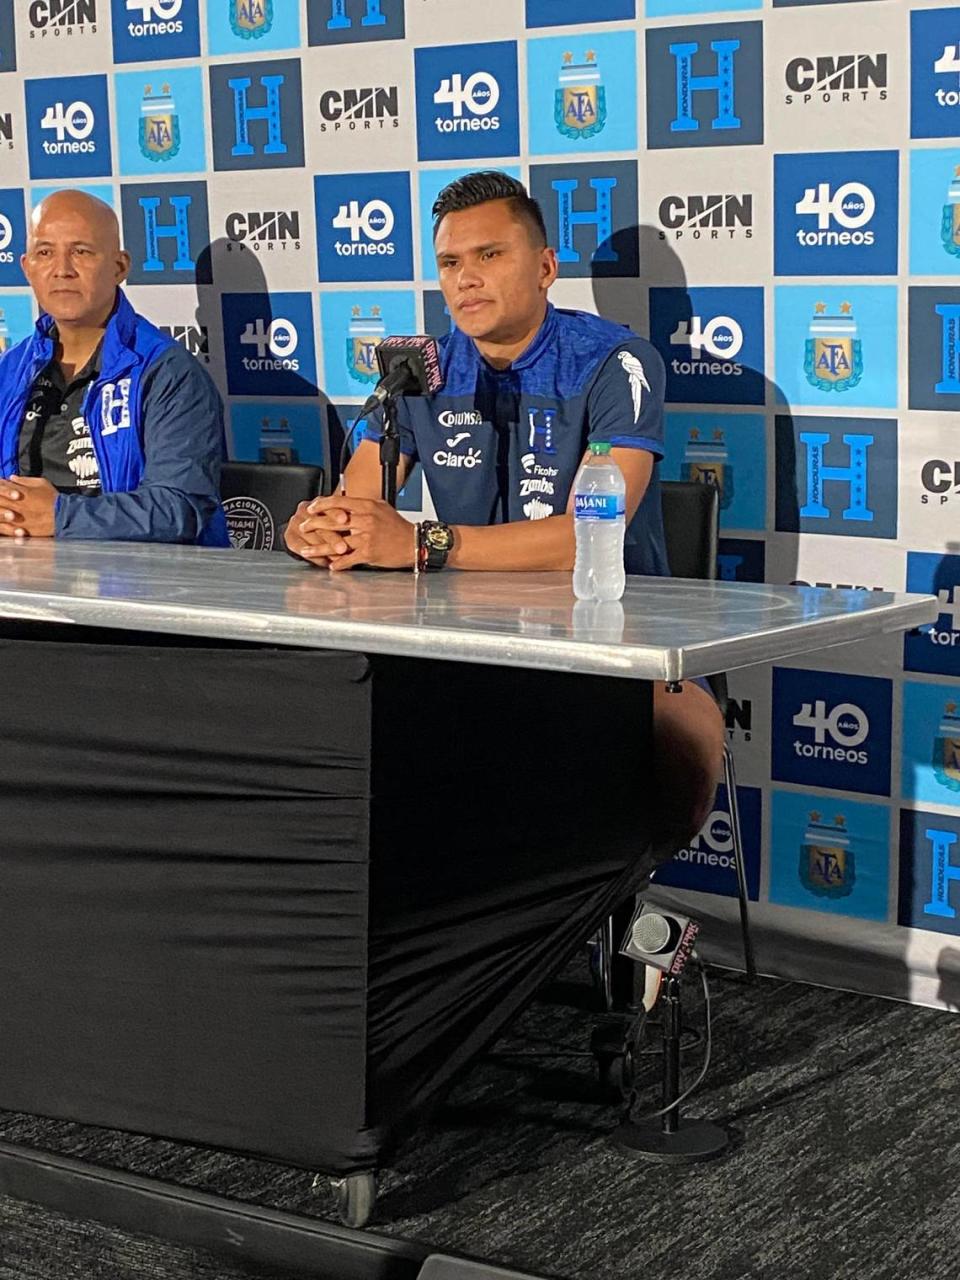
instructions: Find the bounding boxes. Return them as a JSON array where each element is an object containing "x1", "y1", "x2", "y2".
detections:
[
  {"x1": 596, "y1": 479, "x2": 755, "y2": 1005},
  {"x1": 220, "y1": 461, "x2": 325, "y2": 553}
]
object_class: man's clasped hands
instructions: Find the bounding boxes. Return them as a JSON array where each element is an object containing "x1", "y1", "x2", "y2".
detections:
[{"x1": 284, "y1": 493, "x2": 418, "y2": 571}]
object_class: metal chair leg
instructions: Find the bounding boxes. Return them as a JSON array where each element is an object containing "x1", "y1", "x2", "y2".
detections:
[
  {"x1": 598, "y1": 913, "x2": 615, "y2": 1011},
  {"x1": 722, "y1": 742, "x2": 757, "y2": 981}
]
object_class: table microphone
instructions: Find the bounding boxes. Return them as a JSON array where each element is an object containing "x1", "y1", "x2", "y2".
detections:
[{"x1": 358, "y1": 335, "x2": 444, "y2": 416}]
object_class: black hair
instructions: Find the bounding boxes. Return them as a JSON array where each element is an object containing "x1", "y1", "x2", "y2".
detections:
[{"x1": 431, "y1": 171, "x2": 548, "y2": 246}]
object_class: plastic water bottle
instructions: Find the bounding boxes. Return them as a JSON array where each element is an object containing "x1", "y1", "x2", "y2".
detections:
[{"x1": 573, "y1": 442, "x2": 626, "y2": 602}]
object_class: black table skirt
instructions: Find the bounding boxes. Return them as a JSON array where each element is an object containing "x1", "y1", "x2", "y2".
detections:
[{"x1": 0, "y1": 627, "x2": 654, "y2": 1175}]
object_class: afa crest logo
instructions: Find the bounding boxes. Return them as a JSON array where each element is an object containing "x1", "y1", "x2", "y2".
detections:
[
  {"x1": 230, "y1": 0, "x2": 272, "y2": 38},
  {"x1": 934, "y1": 702, "x2": 960, "y2": 793},
  {"x1": 805, "y1": 301, "x2": 862, "y2": 393},
  {"x1": 800, "y1": 811, "x2": 855, "y2": 898},
  {"x1": 942, "y1": 165, "x2": 960, "y2": 259},
  {"x1": 139, "y1": 84, "x2": 180, "y2": 162},
  {"x1": 556, "y1": 50, "x2": 605, "y2": 140},
  {"x1": 347, "y1": 304, "x2": 385, "y2": 384},
  {"x1": 682, "y1": 427, "x2": 732, "y2": 510}
]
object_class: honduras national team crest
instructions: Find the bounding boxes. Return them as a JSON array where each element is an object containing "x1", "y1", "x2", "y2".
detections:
[
  {"x1": 347, "y1": 305, "x2": 385, "y2": 384},
  {"x1": 140, "y1": 85, "x2": 180, "y2": 163},
  {"x1": 944, "y1": 166, "x2": 960, "y2": 259},
  {"x1": 556, "y1": 51, "x2": 605, "y2": 140},
  {"x1": 682, "y1": 428, "x2": 733, "y2": 510},
  {"x1": 800, "y1": 811, "x2": 855, "y2": 898},
  {"x1": 231, "y1": 0, "x2": 273, "y2": 38},
  {"x1": 934, "y1": 702, "x2": 960, "y2": 793},
  {"x1": 805, "y1": 301, "x2": 862, "y2": 393}
]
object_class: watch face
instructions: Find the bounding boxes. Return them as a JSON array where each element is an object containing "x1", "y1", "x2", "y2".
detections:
[{"x1": 426, "y1": 524, "x2": 454, "y2": 551}]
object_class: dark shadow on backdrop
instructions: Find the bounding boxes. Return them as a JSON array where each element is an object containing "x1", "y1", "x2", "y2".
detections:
[
  {"x1": 193, "y1": 239, "x2": 339, "y2": 488},
  {"x1": 591, "y1": 225, "x2": 798, "y2": 590},
  {"x1": 590, "y1": 227, "x2": 918, "y2": 1004}
]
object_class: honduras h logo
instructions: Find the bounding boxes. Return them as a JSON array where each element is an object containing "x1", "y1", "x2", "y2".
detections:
[
  {"x1": 555, "y1": 50, "x2": 605, "y2": 141},
  {"x1": 942, "y1": 164, "x2": 960, "y2": 259},
  {"x1": 934, "y1": 701, "x2": 960, "y2": 793},
  {"x1": 805, "y1": 300, "x2": 863, "y2": 392},
  {"x1": 800, "y1": 810, "x2": 855, "y2": 898},
  {"x1": 230, "y1": 0, "x2": 272, "y2": 39},
  {"x1": 139, "y1": 84, "x2": 180, "y2": 162},
  {"x1": 346, "y1": 304, "x2": 384, "y2": 384}
]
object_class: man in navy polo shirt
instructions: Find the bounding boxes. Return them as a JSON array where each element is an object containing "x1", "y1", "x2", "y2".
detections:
[{"x1": 285, "y1": 172, "x2": 722, "y2": 844}]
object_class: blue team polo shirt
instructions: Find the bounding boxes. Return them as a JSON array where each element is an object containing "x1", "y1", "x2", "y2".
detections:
[{"x1": 364, "y1": 305, "x2": 670, "y2": 577}]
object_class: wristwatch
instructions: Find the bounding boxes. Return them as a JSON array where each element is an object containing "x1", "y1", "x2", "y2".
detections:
[{"x1": 417, "y1": 520, "x2": 454, "y2": 572}]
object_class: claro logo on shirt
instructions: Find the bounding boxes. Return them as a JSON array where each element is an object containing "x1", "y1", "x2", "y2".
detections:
[{"x1": 100, "y1": 378, "x2": 132, "y2": 435}]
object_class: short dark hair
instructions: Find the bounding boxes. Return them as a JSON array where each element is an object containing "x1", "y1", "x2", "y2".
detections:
[{"x1": 431, "y1": 171, "x2": 548, "y2": 247}]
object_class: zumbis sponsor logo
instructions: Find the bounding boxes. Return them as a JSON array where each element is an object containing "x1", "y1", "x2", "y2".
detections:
[
  {"x1": 225, "y1": 209, "x2": 301, "y2": 252},
  {"x1": 658, "y1": 193, "x2": 752, "y2": 242},
  {"x1": 319, "y1": 85, "x2": 399, "y2": 132},
  {"x1": 28, "y1": 0, "x2": 97, "y2": 37},
  {"x1": 784, "y1": 53, "x2": 887, "y2": 106}
]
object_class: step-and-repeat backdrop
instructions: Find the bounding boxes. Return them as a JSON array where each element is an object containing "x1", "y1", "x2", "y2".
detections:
[{"x1": 0, "y1": 0, "x2": 957, "y2": 1006}]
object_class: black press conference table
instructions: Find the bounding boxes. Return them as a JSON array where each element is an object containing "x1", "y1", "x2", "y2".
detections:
[{"x1": 0, "y1": 541, "x2": 936, "y2": 1266}]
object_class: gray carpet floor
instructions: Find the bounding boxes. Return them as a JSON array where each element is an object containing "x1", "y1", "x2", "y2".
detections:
[{"x1": 0, "y1": 964, "x2": 957, "y2": 1280}]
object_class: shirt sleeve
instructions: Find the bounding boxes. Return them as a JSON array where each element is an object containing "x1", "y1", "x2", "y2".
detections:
[
  {"x1": 585, "y1": 339, "x2": 666, "y2": 459},
  {"x1": 55, "y1": 346, "x2": 226, "y2": 544}
]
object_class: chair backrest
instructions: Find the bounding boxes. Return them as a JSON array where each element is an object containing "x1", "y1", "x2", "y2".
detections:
[
  {"x1": 220, "y1": 461, "x2": 325, "y2": 553},
  {"x1": 660, "y1": 480, "x2": 719, "y2": 582}
]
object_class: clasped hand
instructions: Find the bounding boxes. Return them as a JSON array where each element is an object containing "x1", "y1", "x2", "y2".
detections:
[
  {"x1": 284, "y1": 494, "x2": 416, "y2": 571},
  {"x1": 0, "y1": 476, "x2": 58, "y2": 538}
]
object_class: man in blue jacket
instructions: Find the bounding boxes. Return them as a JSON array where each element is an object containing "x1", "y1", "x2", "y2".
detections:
[
  {"x1": 285, "y1": 171, "x2": 723, "y2": 848},
  {"x1": 0, "y1": 189, "x2": 227, "y2": 545}
]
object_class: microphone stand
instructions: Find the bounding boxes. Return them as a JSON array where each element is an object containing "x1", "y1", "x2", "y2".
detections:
[{"x1": 379, "y1": 394, "x2": 400, "y2": 508}]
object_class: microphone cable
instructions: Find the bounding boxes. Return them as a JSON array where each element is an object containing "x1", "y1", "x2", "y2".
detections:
[
  {"x1": 621, "y1": 958, "x2": 713, "y2": 1123},
  {"x1": 336, "y1": 406, "x2": 379, "y2": 496}
]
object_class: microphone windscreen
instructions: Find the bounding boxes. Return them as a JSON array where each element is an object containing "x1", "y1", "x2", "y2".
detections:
[{"x1": 375, "y1": 335, "x2": 444, "y2": 395}]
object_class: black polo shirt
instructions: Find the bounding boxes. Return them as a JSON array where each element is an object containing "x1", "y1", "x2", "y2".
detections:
[{"x1": 18, "y1": 344, "x2": 103, "y2": 495}]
